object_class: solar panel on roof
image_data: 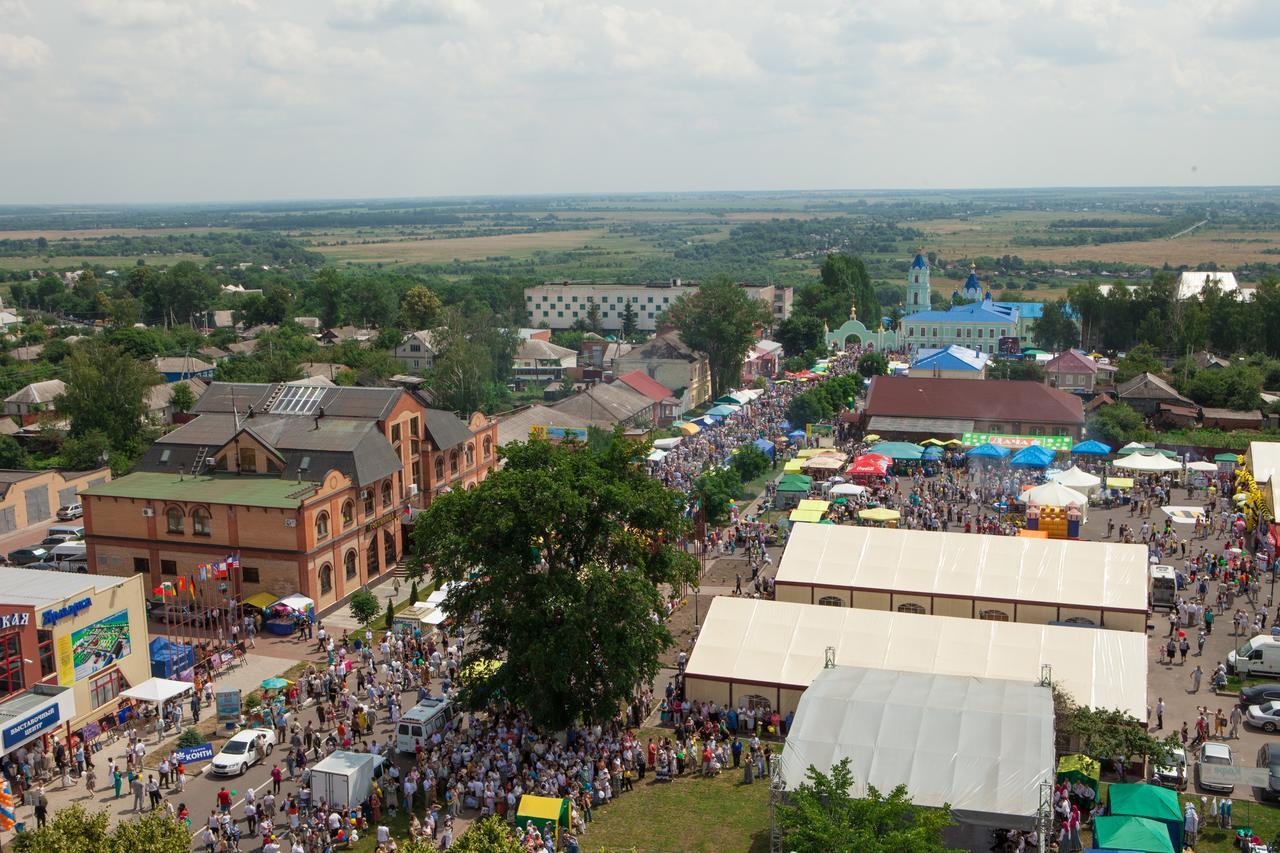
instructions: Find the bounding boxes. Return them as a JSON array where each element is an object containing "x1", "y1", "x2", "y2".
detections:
[{"x1": 270, "y1": 384, "x2": 326, "y2": 415}]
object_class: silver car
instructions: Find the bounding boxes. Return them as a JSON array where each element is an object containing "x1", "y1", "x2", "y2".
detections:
[
  {"x1": 1197, "y1": 742, "x2": 1235, "y2": 793},
  {"x1": 1245, "y1": 701, "x2": 1280, "y2": 733}
]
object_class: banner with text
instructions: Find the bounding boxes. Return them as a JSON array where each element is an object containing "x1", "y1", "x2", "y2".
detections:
[{"x1": 962, "y1": 432, "x2": 1072, "y2": 452}]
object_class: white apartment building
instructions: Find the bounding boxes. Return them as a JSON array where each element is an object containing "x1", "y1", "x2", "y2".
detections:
[{"x1": 524, "y1": 281, "x2": 791, "y2": 332}]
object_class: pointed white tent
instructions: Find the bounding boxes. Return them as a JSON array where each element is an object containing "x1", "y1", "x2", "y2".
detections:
[
  {"x1": 1114, "y1": 453, "x2": 1183, "y2": 473},
  {"x1": 1018, "y1": 481, "x2": 1088, "y2": 508},
  {"x1": 1050, "y1": 465, "x2": 1102, "y2": 495}
]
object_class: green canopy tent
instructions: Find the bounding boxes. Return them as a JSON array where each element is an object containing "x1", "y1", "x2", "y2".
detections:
[
  {"x1": 1091, "y1": 815, "x2": 1174, "y2": 853},
  {"x1": 1056, "y1": 754, "x2": 1100, "y2": 800},
  {"x1": 1107, "y1": 784, "x2": 1182, "y2": 852},
  {"x1": 1215, "y1": 452, "x2": 1242, "y2": 463},
  {"x1": 515, "y1": 795, "x2": 572, "y2": 844},
  {"x1": 868, "y1": 441, "x2": 924, "y2": 461}
]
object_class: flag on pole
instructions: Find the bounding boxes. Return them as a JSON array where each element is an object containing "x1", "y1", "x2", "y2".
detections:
[
  {"x1": 198, "y1": 563, "x2": 207, "y2": 582},
  {"x1": 175, "y1": 577, "x2": 187, "y2": 594},
  {"x1": 213, "y1": 561, "x2": 228, "y2": 580},
  {"x1": 188, "y1": 576, "x2": 197, "y2": 599},
  {"x1": 227, "y1": 553, "x2": 240, "y2": 570}
]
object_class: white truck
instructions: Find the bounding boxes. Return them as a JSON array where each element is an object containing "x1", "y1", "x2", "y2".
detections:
[
  {"x1": 1229, "y1": 635, "x2": 1280, "y2": 678},
  {"x1": 308, "y1": 751, "x2": 386, "y2": 810}
]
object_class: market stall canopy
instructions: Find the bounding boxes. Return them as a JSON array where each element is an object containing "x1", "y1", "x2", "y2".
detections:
[
  {"x1": 796, "y1": 499, "x2": 830, "y2": 513},
  {"x1": 1106, "y1": 477, "x2": 1135, "y2": 489},
  {"x1": 847, "y1": 455, "x2": 891, "y2": 476},
  {"x1": 800, "y1": 456, "x2": 845, "y2": 473},
  {"x1": 868, "y1": 441, "x2": 924, "y2": 461},
  {"x1": 863, "y1": 434, "x2": 881, "y2": 442},
  {"x1": 1186, "y1": 460, "x2": 1218, "y2": 472},
  {"x1": 1160, "y1": 506, "x2": 1204, "y2": 524},
  {"x1": 273, "y1": 594, "x2": 315, "y2": 614},
  {"x1": 122, "y1": 677, "x2": 193, "y2": 704},
  {"x1": 678, "y1": 422, "x2": 700, "y2": 436},
  {"x1": 646, "y1": 449, "x2": 667, "y2": 463},
  {"x1": 1214, "y1": 452, "x2": 1241, "y2": 463},
  {"x1": 752, "y1": 438, "x2": 775, "y2": 459},
  {"x1": 692, "y1": 415, "x2": 719, "y2": 428},
  {"x1": 1009, "y1": 445, "x2": 1056, "y2": 468},
  {"x1": 1117, "y1": 445, "x2": 1176, "y2": 458},
  {"x1": 777, "y1": 667, "x2": 1054, "y2": 830},
  {"x1": 1050, "y1": 465, "x2": 1103, "y2": 493},
  {"x1": 921, "y1": 446, "x2": 944, "y2": 460},
  {"x1": 830, "y1": 483, "x2": 866, "y2": 496},
  {"x1": 966, "y1": 442, "x2": 1011, "y2": 460},
  {"x1": 652, "y1": 437, "x2": 682, "y2": 450},
  {"x1": 783, "y1": 459, "x2": 805, "y2": 474},
  {"x1": 787, "y1": 429, "x2": 807, "y2": 440},
  {"x1": 858, "y1": 507, "x2": 900, "y2": 522},
  {"x1": 1090, "y1": 816, "x2": 1174, "y2": 853},
  {"x1": 706, "y1": 404, "x2": 740, "y2": 417},
  {"x1": 1114, "y1": 453, "x2": 1182, "y2": 472},
  {"x1": 789, "y1": 509, "x2": 825, "y2": 524},
  {"x1": 1018, "y1": 481, "x2": 1088, "y2": 507},
  {"x1": 1108, "y1": 784, "x2": 1183, "y2": 852},
  {"x1": 1071, "y1": 440, "x2": 1113, "y2": 456}
]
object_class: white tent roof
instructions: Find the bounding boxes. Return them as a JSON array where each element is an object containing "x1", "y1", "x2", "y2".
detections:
[
  {"x1": 1187, "y1": 460, "x2": 1218, "y2": 472},
  {"x1": 1248, "y1": 440, "x2": 1280, "y2": 483},
  {"x1": 651, "y1": 437, "x2": 682, "y2": 450},
  {"x1": 122, "y1": 677, "x2": 193, "y2": 704},
  {"x1": 684, "y1": 597, "x2": 1148, "y2": 719},
  {"x1": 830, "y1": 483, "x2": 866, "y2": 496},
  {"x1": 776, "y1": 523, "x2": 1147, "y2": 613},
  {"x1": 1114, "y1": 452, "x2": 1182, "y2": 472},
  {"x1": 1050, "y1": 465, "x2": 1102, "y2": 491},
  {"x1": 779, "y1": 666, "x2": 1054, "y2": 829},
  {"x1": 1018, "y1": 480, "x2": 1088, "y2": 507}
]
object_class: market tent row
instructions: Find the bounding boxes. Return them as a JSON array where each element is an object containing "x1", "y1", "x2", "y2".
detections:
[
  {"x1": 778, "y1": 666, "x2": 1054, "y2": 831},
  {"x1": 682, "y1": 597, "x2": 1148, "y2": 719},
  {"x1": 773, "y1": 523, "x2": 1148, "y2": 631}
]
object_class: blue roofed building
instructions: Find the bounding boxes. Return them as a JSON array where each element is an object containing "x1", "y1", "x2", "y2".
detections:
[
  {"x1": 908, "y1": 344, "x2": 990, "y2": 380},
  {"x1": 896, "y1": 256, "x2": 1049, "y2": 352}
]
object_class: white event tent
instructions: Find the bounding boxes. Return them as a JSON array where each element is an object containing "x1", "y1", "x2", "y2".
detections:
[
  {"x1": 779, "y1": 666, "x2": 1054, "y2": 830},
  {"x1": 1114, "y1": 453, "x2": 1183, "y2": 473},
  {"x1": 1049, "y1": 465, "x2": 1103, "y2": 495},
  {"x1": 1018, "y1": 480, "x2": 1088, "y2": 507}
]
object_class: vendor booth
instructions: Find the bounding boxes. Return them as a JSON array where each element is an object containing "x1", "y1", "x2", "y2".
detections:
[
  {"x1": 263, "y1": 594, "x2": 315, "y2": 636},
  {"x1": 1091, "y1": 815, "x2": 1174, "y2": 853},
  {"x1": 515, "y1": 795, "x2": 572, "y2": 844},
  {"x1": 1056, "y1": 754, "x2": 1100, "y2": 802},
  {"x1": 121, "y1": 677, "x2": 195, "y2": 742},
  {"x1": 1107, "y1": 784, "x2": 1182, "y2": 852},
  {"x1": 1020, "y1": 481, "x2": 1088, "y2": 538},
  {"x1": 148, "y1": 637, "x2": 195, "y2": 679},
  {"x1": 1051, "y1": 465, "x2": 1103, "y2": 497}
]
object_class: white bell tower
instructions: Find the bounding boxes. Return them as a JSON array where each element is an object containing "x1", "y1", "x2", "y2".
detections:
[{"x1": 906, "y1": 250, "x2": 930, "y2": 315}]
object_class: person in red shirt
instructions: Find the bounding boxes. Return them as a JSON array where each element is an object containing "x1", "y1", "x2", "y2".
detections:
[{"x1": 217, "y1": 786, "x2": 232, "y2": 813}]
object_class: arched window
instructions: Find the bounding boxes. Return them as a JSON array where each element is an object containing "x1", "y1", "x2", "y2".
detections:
[
  {"x1": 344, "y1": 549, "x2": 358, "y2": 580},
  {"x1": 381, "y1": 481, "x2": 393, "y2": 508},
  {"x1": 434, "y1": 457, "x2": 444, "y2": 481},
  {"x1": 465, "y1": 443, "x2": 474, "y2": 467},
  {"x1": 383, "y1": 529, "x2": 397, "y2": 567},
  {"x1": 366, "y1": 536, "x2": 380, "y2": 576},
  {"x1": 482, "y1": 437, "x2": 492, "y2": 460},
  {"x1": 341, "y1": 500, "x2": 354, "y2": 527},
  {"x1": 817, "y1": 595, "x2": 844, "y2": 607},
  {"x1": 363, "y1": 489, "x2": 374, "y2": 515},
  {"x1": 192, "y1": 507, "x2": 212, "y2": 536},
  {"x1": 980, "y1": 609, "x2": 1009, "y2": 622},
  {"x1": 897, "y1": 602, "x2": 927, "y2": 615},
  {"x1": 316, "y1": 511, "x2": 330, "y2": 541},
  {"x1": 319, "y1": 563, "x2": 333, "y2": 595},
  {"x1": 166, "y1": 506, "x2": 184, "y2": 534},
  {"x1": 449, "y1": 451, "x2": 459, "y2": 475}
]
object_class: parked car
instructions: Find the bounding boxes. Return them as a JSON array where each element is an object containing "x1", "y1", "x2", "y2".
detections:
[
  {"x1": 1240, "y1": 684, "x2": 1280, "y2": 708},
  {"x1": 1198, "y1": 742, "x2": 1235, "y2": 793},
  {"x1": 1154, "y1": 744, "x2": 1187, "y2": 790},
  {"x1": 1246, "y1": 702, "x2": 1280, "y2": 733},
  {"x1": 209, "y1": 728, "x2": 276, "y2": 777},
  {"x1": 7, "y1": 547, "x2": 49, "y2": 566},
  {"x1": 1259, "y1": 743, "x2": 1280, "y2": 803},
  {"x1": 39, "y1": 534, "x2": 73, "y2": 549},
  {"x1": 56, "y1": 503, "x2": 83, "y2": 520}
]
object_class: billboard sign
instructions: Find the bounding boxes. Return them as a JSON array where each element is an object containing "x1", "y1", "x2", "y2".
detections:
[
  {"x1": 69, "y1": 609, "x2": 132, "y2": 683},
  {"x1": 962, "y1": 432, "x2": 1072, "y2": 452}
]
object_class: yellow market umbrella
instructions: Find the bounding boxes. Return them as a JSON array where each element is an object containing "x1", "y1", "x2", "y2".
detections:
[
  {"x1": 864, "y1": 434, "x2": 881, "y2": 442},
  {"x1": 921, "y1": 438, "x2": 945, "y2": 446},
  {"x1": 859, "y1": 507, "x2": 901, "y2": 522}
]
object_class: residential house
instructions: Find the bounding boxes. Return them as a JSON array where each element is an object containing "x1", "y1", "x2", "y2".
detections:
[
  {"x1": 614, "y1": 370, "x2": 681, "y2": 425},
  {"x1": 199, "y1": 346, "x2": 230, "y2": 362},
  {"x1": 320, "y1": 326, "x2": 375, "y2": 346},
  {"x1": 293, "y1": 317, "x2": 323, "y2": 332},
  {"x1": 1192, "y1": 350, "x2": 1232, "y2": 370},
  {"x1": 1043, "y1": 349, "x2": 1116, "y2": 393},
  {"x1": 519, "y1": 328, "x2": 551, "y2": 342},
  {"x1": 1115, "y1": 373, "x2": 1194, "y2": 417},
  {"x1": 613, "y1": 332, "x2": 711, "y2": 409},
  {"x1": 908, "y1": 345, "x2": 990, "y2": 380},
  {"x1": 226, "y1": 340, "x2": 259, "y2": 356},
  {"x1": 4, "y1": 379, "x2": 65, "y2": 418},
  {"x1": 208, "y1": 310, "x2": 237, "y2": 330},
  {"x1": 152, "y1": 356, "x2": 215, "y2": 382},
  {"x1": 146, "y1": 377, "x2": 208, "y2": 423},
  {"x1": 524, "y1": 281, "x2": 791, "y2": 333},
  {"x1": 10, "y1": 345, "x2": 44, "y2": 363},
  {"x1": 1155, "y1": 404, "x2": 1200, "y2": 429},
  {"x1": 393, "y1": 330, "x2": 438, "y2": 374},
  {"x1": 298, "y1": 362, "x2": 347, "y2": 382},
  {"x1": 1201, "y1": 408, "x2": 1263, "y2": 431},
  {"x1": 551, "y1": 383, "x2": 658, "y2": 430},
  {"x1": 512, "y1": 339, "x2": 577, "y2": 388}
]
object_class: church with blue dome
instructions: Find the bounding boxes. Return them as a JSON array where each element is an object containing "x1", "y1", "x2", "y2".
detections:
[{"x1": 899, "y1": 252, "x2": 1048, "y2": 353}]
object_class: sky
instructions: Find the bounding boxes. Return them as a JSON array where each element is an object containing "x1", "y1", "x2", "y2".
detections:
[{"x1": 1, "y1": 0, "x2": 1278, "y2": 204}]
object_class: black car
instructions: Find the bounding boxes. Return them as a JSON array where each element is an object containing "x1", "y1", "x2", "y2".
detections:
[
  {"x1": 1240, "y1": 684, "x2": 1280, "y2": 708},
  {"x1": 6, "y1": 547, "x2": 48, "y2": 566},
  {"x1": 1259, "y1": 744, "x2": 1280, "y2": 802}
]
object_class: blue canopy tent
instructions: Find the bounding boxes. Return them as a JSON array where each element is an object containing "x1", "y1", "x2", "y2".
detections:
[
  {"x1": 965, "y1": 442, "x2": 1011, "y2": 460},
  {"x1": 693, "y1": 415, "x2": 719, "y2": 429},
  {"x1": 787, "y1": 429, "x2": 807, "y2": 441},
  {"x1": 1072, "y1": 440, "x2": 1113, "y2": 456},
  {"x1": 752, "y1": 438, "x2": 776, "y2": 459},
  {"x1": 149, "y1": 636, "x2": 195, "y2": 679},
  {"x1": 921, "y1": 446, "x2": 943, "y2": 460},
  {"x1": 779, "y1": 421, "x2": 792, "y2": 432},
  {"x1": 1009, "y1": 445, "x2": 1056, "y2": 468}
]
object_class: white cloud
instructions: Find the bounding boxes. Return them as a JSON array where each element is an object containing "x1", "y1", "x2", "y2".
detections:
[
  {"x1": 0, "y1": 32, "x2": 49, "y2": 73},
  {"x1": 78, "y1": 0, "x2": 194, "y2": 28},
  {"x1": 0, "y1": 0, "x2": 31, "y2": 20},
  {"x1": 329, "y1": 0, "x2": 483, "y2": 29}
]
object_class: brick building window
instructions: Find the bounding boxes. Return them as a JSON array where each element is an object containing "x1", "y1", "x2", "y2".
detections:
[
  {"x1": 316, "y1": 511, "x2": 330, "y2": 541},
  {"x1": 342, "y1": 500, "x2": 354, "y2": 527},
  {"x1": 166, "y1": 507, "x2": 184, "y2": 534},
  {"x1": 319, "y1": 563, "x2": 333, "y2": 595},
  {"x1": 0, "y1": 633, "x2": 25, "y2": 699},
  {"x1": 345, "y1": 549, "x2": 358, "y2": 580},
  {"x1": 89, "y1": 668, "x2": 125, "y2": 709},
  {"x1": 192, "y1": 507, "x2": 212, "y2": 536},
  {"x1": 242, "y1": 566, "x2": 260, "y2": 584}
]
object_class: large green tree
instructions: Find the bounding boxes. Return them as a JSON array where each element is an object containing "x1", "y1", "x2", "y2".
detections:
[
  {"x1": 56, "y1": 339, "x2": 161, "y2": 456},
  {"x1": 449, "y1": 816, "x2": 525, "y2": 853},
  {"x1": 143, "y1": 260, "x2": 220, "y2": 325},
  {"x1": 401, "y1": 285, "x2": 443, "y2": 330},
  {"x1": 425, "y1": 306, "x2": 520, "y2": 414},
  {"x1": 12, "y1": 803, "x2": 188, "y2": 853},
  {"x1": 1087, "y1": 402, "x2": 1151, "y2": 448},
  {"x1": 794, "y1": 254, "x2": 880, "y2": 329},
  {"x1": 409, "y1": 434, "x2": 698, "y2": 728},
  {"x1": 661, "y1": 274, "x2": 770, "y2": 399},
  {"x1": 776, "y1": 758, "x2": 951, "y2": 853},
  {"x1": 1031, "y1": 299, "x2": 1079, "y2": 351},
  {"x1": 775, "y1": 314, "x2": 826, "y2": 357}
]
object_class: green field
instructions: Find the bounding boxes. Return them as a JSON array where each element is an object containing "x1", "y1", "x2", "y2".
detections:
[{"x1": 0, "y1": 252, "x2": 204, "y2": 272}]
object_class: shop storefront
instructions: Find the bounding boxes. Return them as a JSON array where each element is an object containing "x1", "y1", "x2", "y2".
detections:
[{"x1": 0, "y1": 569, "x2": 150, "y2": 764}]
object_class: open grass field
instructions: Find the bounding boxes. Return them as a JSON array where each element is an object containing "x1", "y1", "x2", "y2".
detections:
[
  {"x1": 0, "y1": 252, "x2": 204, "y2": 271},
  {"x1": 311, "y1": 228, "x2": 668, "y2": 266},
  {"x1": 0, "y1": 227, "x2": 234, "y2": 239}
]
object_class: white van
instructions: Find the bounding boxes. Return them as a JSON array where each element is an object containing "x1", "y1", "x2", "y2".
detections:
[
  {"x1": 395, "y1": 697, "x2": 453, "y2": 754},
  {"x1": 1150, "y1": 565, "x2": 1177, "y2": 611},
  {"x1": 46, "y1": 524, "x2": 85, "y2": 540},
  {"x1": 1229, "y1": 635, "x2": 1280, "y2": 677}
]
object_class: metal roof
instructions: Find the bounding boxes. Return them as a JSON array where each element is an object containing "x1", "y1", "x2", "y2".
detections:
[
  {"x1": 0, "y1": 566, "x2": 127, "y2": 606},
  {"x1": 83, "y1": 472, "x2": 316, "y2": 508},
  {"x1": 864, "y1": 376, "x2": 1084, "y2": 425},
  {"x1": 421, "y1": 409, "x2": 473, "y2": 451}
]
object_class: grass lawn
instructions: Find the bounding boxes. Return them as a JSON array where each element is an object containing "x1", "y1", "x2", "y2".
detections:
[{"x1": 583, "y1": 735, "x2": 773, "y2": 852}]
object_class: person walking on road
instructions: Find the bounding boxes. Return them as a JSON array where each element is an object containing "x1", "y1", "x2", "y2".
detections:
[
  {"x1": 131, "y1": 772, "x2": 144, "y2": 812},
  {"x1": 1191, "y1": 664, "x2": 1204, "y2": 693},
  {"x1": 1156, "y1": 698, "x2": 1165, "y2": 730}
]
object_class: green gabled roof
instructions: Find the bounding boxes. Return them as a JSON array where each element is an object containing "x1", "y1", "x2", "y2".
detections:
[{"x1": 82, "y1": 472, "x2": 315, "y2": 509}]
